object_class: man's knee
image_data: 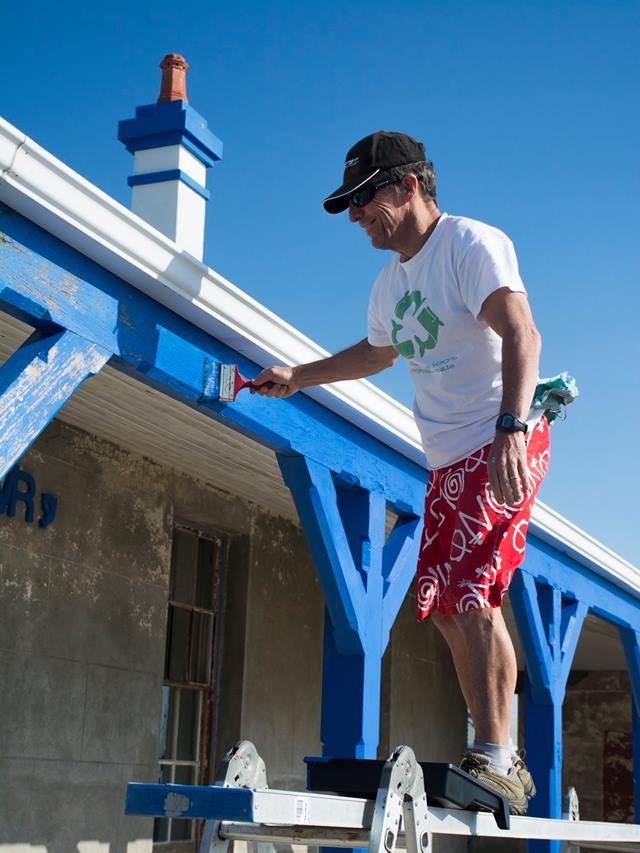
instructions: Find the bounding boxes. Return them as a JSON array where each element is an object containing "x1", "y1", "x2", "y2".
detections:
[{"x1": 433, "y1": 605, "x2": 506, "y2": 640}]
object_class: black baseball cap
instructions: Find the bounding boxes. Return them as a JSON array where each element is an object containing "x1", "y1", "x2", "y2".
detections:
[{"x1": 323, "y1": 131, "x2": 427, "y2": 214}]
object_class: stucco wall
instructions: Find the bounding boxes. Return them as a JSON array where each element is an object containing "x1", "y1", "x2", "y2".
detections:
[
  {"x1": 0, "y1": 419, "x2": 470, "y2": 853},
  {"x1": 563, "y1": 670, "x2": 633, "y2": 823},
  {"x1": 1, "y1": 420, "x2": 173, "y2": 852}
]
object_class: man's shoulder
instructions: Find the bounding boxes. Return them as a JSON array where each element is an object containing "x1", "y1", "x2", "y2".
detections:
[{"x1": 443, "y1": 214, "x2": 513, "y2": 246}]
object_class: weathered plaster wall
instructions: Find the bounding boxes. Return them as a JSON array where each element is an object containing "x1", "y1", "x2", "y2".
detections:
[
  {"x1": 239, "y1": 514, "x2": 324, "y2": 789},
  {"x1": 0, "y1": 419, "x2": 470, "y2": 853},
  {"x1": 384, "y1": 592, "x2": 468, "y2": 853},
  {"x1": 1, "y1": 421, "x2": 171, "y2": 852},
  {"x1": 563, "y1": 670, "x2": 633, "y2": 823}
]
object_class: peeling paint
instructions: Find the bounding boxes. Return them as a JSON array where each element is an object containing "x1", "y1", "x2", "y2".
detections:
[
  {"x1": 163, "y1": 792, "x2": 190, "y2": 817},
  {"x1": 118, "y1": 302, "x2": 135, "y2": 330}
]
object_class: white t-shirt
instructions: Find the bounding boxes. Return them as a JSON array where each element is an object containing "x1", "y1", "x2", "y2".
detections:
[{"x1": 367, "y1": 213, "x2": 527, "y2": 470}]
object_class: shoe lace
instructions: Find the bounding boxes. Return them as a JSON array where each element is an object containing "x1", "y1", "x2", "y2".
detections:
[
  {"x1": 460, "y1": 753, "x2": 485, "y2": 776},
  {"x1": 512, "y1": 748, "x2": 527, "y2": 770}
]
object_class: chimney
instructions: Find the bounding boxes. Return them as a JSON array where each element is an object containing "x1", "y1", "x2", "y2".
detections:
[{"x1": 117, "y1": 54, "x2": 222, "y2": 261}]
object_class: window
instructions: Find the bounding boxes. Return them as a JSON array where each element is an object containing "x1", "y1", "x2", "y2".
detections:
[{"x1": 154, "y1": 525, "x2": 225, "y2": 847}]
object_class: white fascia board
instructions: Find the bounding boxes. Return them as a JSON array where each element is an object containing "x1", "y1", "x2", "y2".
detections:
[{"x1": 0, "y1": 117, "x2": 637, "y2": 593}]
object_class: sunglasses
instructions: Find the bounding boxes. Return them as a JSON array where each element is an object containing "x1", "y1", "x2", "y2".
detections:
[{"x1": 348, "y1": 177, "x2": 400, "y2": 208}]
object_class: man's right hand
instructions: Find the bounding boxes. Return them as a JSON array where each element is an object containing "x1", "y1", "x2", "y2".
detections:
[{"x1": 251, "y1": 365, "x2": 300, "y2": 398}]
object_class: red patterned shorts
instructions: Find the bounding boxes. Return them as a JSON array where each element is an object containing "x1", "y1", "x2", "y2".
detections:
[{"x1": 416, "y1": 417, "x2": 550, "y2": 620}]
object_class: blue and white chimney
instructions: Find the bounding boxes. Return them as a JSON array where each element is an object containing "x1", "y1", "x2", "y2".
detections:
[{"x1": 118, "y1": 54, "x2": 222, "y2": 261}]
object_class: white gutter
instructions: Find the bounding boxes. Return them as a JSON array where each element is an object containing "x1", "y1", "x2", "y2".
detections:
[{"x1": 1, "y1": 117, "x2": 638, "y2": 596}]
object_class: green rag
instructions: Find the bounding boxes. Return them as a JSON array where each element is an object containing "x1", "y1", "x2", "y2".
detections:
[{"x1": 532, "y1": 372, "x2": 579, "y2": 424}]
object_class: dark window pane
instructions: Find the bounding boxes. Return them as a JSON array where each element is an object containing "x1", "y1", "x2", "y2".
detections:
[
  {"x1": 170, "y1": 819, "x2": 193, "y2": 841},
  {"x1": 175, "y1": 764, "x2": 196, "y2": 785},
  {"x1": 171, "y1": 529, "x2": 197, "y2": 604},
  {"x1": 190, "y1": 612, "x2": 213, "y2": 684},
  {"x1": 166, "y1": 607, "x2": 191, "y2": 682},
  {"x1": 195, "y1": 537, "x2": 217, "y2": 609},
  {"x1": 159, "y1": 763, "x2": 173, "y2": 783},
  {"x1": 176, "y1": 688, "x2": 199, "y2": 760},
  {"x1": 153, "y1": 818, "x2": 169, "y2": 842}
]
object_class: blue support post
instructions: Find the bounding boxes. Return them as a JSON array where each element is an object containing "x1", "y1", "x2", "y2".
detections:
[
  {"x1": 619, "y1": 628, "x2": 640, "y2": 821},
  {"x1": 320, "y1": 613, "x2": 383, "y2": 758},
  {"x1": 0, "y1": 328, "x2": 110, "y2": 479},
  {"x1": 278, "y1": 454, "x2": 422, "y2": 759},
  {"x1": 509, "y1": 568, "x2": 588, "y2": 853},
  {"x1": 523, "y1": 688, "x2": 563, "y2": 853},
  {"x1": 633, "y1": 702, "x2": 640, "y2": 823}
]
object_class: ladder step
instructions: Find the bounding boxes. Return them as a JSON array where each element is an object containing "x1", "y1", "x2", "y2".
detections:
[{"x1": 305, "y1": 757, "x2": 510, "y2": 830}]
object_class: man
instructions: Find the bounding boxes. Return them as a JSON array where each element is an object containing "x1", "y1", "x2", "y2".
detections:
[{"x1": 252, "y1": 131, "x2": 549, "y2": 814}]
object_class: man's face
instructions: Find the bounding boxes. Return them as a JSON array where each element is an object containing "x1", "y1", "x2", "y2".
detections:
[{"x1": 347, "y1": 181, "x2": 408, "y2": 250}]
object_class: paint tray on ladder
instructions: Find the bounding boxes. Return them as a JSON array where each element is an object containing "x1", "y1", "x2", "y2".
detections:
[{"x1": 304, "y1": 756, "x2": 510, "y2": 830}]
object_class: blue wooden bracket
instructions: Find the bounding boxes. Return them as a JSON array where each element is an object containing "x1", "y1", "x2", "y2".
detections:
[
  {"x1": 278, "y1": 454, "x2": 422, "y2": 655},
  {"x1": 278, "y1": 454, "x2": 367, "y2": 652},
  {"x1": 382, "y1": 511, "x2": 424, "y2": 640},
  {"x1": 509, "y1": 569, "x2": 587, "y2": 704},
  {"x1": 0, "y1": 328, "x2": 111, "y2": 479},
  {"x1": 620, "y1": 628, "x2": 640, "y2": 717},
  {"x1": 620, "y1": 629, "x2": 640, "y2": 824},
  {"x1": 278, "y1": 453, "x2": 422, "y2": 758},
  {"x1": 510, "y1": 568, "x2": 587, "y2": 846},
  {"x1": 633, "y1": 702, "x2": 640, "y2": 826}
]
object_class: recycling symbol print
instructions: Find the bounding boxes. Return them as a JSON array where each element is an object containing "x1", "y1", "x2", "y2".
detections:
[{"x1": 391, "y1": 290, "x2": 444, "y2": 358}]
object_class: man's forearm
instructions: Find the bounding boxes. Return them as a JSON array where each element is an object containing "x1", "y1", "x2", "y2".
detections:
[
  {"x1": 499, "y1": 326, "x2": 541, "y2": 419},
  {"x1": 294, "y1": 338, "x2": 397, "y2": 388}
]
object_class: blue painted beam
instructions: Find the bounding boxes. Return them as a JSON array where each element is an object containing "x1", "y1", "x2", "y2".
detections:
[
  {"x1": 125, "y1": 782, "x2": 252, "y2": 820},
  {"x1": 525, "y1": 536, "x2": 640, "y2": 632},
  {"x1": 0, "y1": 328, "x2": 110, "y2": 479},
  {"x1": 0, "y1": 205, "x2": 426, "y2": 513}
]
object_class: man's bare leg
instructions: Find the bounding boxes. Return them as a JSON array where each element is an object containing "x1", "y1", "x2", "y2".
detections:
[{"x1": 430, "y1": 606, "x2": 516, "y2": 745}]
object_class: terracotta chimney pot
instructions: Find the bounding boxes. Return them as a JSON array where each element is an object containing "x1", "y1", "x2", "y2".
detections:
[{"x1": 158, "y1": 53, "x2": 189, "y2": 103}]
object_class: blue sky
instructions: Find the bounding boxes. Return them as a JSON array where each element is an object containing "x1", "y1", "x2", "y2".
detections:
[{"x1": 4, "y1": 1, "x2": 639, "y2": 563}]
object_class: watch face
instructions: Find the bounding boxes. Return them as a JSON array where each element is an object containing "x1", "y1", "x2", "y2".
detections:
[{"x1": 497, "y1": 413, "x2": 527, "y2": 433}]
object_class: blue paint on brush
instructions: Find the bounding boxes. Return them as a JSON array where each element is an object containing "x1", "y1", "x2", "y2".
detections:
[{"x1": 200, "y1": 357, "x2": 220, "y2": 402}]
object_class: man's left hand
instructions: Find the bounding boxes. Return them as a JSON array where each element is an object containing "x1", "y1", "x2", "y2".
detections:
[{"x1": 487, "y1": 431, "x2": 530, "y2": 505}]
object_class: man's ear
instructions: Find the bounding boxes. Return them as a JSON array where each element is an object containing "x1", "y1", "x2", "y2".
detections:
[{"x1": 401, "y1": 172, "x2": 420, "y2": 199}]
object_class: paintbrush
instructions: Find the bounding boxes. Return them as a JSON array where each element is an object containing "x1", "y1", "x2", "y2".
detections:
[{"x1": 200, "y1": 359, "x2": 276, "y2": 403}]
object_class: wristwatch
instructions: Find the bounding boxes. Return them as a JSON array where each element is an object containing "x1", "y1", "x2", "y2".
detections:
[{"x1": 496, "y1": 412, "x2": 528, "y2": 434}]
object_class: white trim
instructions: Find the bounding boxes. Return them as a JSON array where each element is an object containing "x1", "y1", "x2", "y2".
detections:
[{"x1": 0, "y1": 117, "x2": 637, "y2": 592}]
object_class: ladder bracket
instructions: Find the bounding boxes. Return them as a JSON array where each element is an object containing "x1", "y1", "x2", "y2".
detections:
[
  {"x1": 200, "y1": 740, "x2": 271, "y2": 853},
  {"x1": 369, "y1": 745, "x2": 430, "y2": 853}
]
